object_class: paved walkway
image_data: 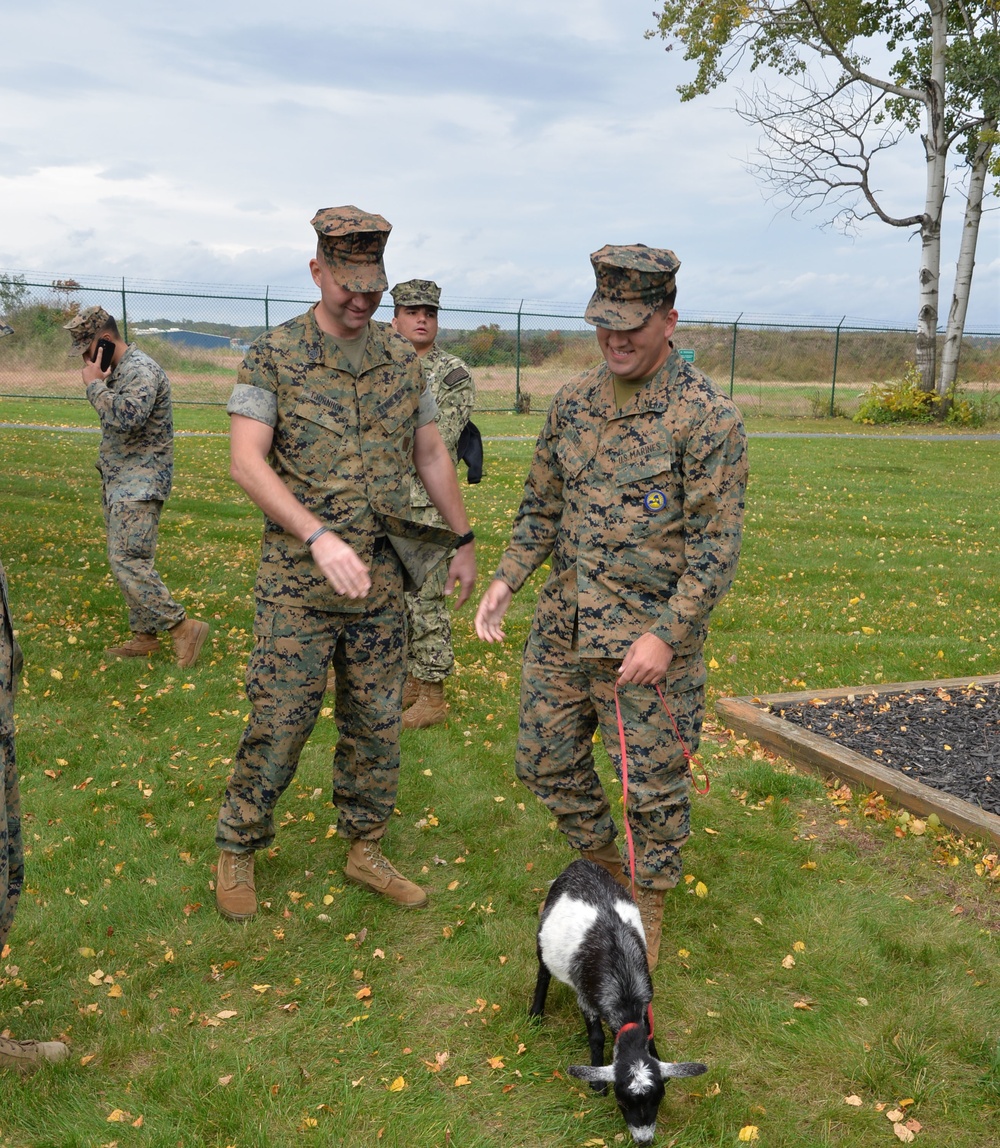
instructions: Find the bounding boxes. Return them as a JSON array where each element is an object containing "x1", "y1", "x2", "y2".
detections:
[{"x1": 4, "y1": 423, "x2": 1000, "y2": 443}]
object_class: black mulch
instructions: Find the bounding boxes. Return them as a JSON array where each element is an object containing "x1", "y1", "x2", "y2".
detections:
[{"x1": 770, "y1": 681, "x2": 1000, "y2": 816}]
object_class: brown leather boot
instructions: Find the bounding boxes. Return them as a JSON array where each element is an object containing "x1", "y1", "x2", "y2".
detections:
[
  {"x1": 169, "y1": 618, "x2": 209, "y2": 668},
  {"x1": 0, "y1": 1035, "x2": 69, "y2": 1074},
  {"x1": 402, "y1": 673, "x2": 420, "y2": 709},
  {"x1": 216, "y1": 849, "x2": 257, "y2": 920},
  {"x1": 581, "y1": 841, "x2": 629, "y2": 888},
  {"x1": 402, "y1": 680, "x2": 447, "y2": 729},
  {"x1": 106, "y1": 632, "x2": 160, "y2": 658},
  {"x1": 345, "y1": 839, "x2": 427, "y2": 908},
  {"x1": 633, "y1": 886, "x2": 665, "y2": 971}
]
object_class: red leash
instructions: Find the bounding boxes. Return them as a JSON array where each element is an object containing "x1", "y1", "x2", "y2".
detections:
[{"x1": 612, "y1": 679, "x2": 710, "y2": 903}]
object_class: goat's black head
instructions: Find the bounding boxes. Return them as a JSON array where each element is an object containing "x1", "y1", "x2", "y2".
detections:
[{"x1": 568, "y1": 1024, "x2": 706, "y2": 1145}]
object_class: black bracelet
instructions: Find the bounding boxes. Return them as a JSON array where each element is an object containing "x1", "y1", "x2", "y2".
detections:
[
  {"x1": 305, "y1": 526, "x2": 329, "y2": 546},
  {"x1": 456, "y1": 530, "x2": 475, "y2": 547}
]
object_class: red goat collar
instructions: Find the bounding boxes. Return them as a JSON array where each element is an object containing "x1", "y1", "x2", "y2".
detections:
[{"x1": 615, "y1": 1005, "x2": 655, "y2": 1044}]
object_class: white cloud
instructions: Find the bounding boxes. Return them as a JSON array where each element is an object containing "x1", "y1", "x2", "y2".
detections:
[{"x1": 1, "y1": 1, "x2": 996, "y2": 328}]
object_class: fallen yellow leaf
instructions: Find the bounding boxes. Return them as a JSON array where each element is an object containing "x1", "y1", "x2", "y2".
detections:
[
  {"x1": 844, "y1": 1095, "x2": 863, "y2": 1106},
  {"x1": 387, "y1": 1076, "x2": 406, "y2": 1092},
  {"x1": 454, "y1": 1075, "x2": 471, "y2": 1087},
  {"x1": 695, "y1": 881, "x2": 708, "y2": 898},
  {"x1": 738, "y1": 1127, "x2": 760, "y2": 1142}
]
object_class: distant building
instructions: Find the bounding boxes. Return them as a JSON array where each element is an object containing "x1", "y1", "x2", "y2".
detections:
[{"x1": 134, "y1": 327, "x2": 232, "y2": 350}]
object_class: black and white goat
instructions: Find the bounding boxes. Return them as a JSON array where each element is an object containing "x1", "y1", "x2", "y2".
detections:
[{"x1": 530, "y1": 859, "x2": 706, "y2": 1145}]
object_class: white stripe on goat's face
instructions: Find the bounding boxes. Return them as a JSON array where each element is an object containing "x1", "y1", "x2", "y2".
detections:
[
  {"x1": 539, "y1": 896, "x2": 599, "y2": 981},
  {"x1": 626, "y1": 1059, "x2": 655, "y2": 1096},
  {"x1": 628, "y1": 1121, "x2": 657, "y2": 1145},
  {"x1": 613, "y1": 898, "x2": 644, "y2": 939}
]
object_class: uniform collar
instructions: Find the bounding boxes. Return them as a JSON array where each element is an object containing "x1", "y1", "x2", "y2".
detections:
[
  {"x1": 598, "y1": 348, "x2": 681, "y2": 419},
  {"x1": 301, "y1": 306, "x2": 393, "y2": 375}
]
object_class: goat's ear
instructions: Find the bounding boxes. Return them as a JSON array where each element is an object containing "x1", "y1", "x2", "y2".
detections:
[
  {"x1": 567, "y1": 1064, "x2": 615, "y2": 1083},
  {"x1": 657, "y1": 1060, "x2": 708, "y2": 1080}
]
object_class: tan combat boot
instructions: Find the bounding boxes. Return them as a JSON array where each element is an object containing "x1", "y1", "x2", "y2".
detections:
[
  {"x1": 106, "y1": 632, "x2": 160, "y2": 658},
  {"x1": 0, "y1": 1036, "x2": 69, "y2": 1075},
  {"x1": 345, "y1": 839, "x2": 428, "y2": 908},
  {"x1": 169, "y1": 618, "x2": 209, "y2": 667},
  {"x1": 633, "y1": 886, "x2": 665, "y2": 971},
  {"x1": 216, "y1": 849, "x2": 257, "y2": 920},
  {"x1": 402, "y1": 673, "x2": 420, "y2": 710},
  {"x1": 581, "y1": 841, "x2": 630, "y2": 889},
  {"x1": 402, "y1": 680, "x2": 447, "y2": 729}
]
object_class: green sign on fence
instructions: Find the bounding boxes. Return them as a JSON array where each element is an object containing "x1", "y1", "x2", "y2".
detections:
[{"x1": 678, "y1": 348, "x2": 695, "y2": 362}]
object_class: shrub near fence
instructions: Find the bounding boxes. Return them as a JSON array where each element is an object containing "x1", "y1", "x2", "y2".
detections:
[{"x1": 0, "y1": 272, "x2": 997, "y2": 417}]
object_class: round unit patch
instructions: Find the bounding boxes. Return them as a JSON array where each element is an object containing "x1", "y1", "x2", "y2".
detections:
[{"x1": 643, "y1": 489, "x2": 666, "y2": 513}]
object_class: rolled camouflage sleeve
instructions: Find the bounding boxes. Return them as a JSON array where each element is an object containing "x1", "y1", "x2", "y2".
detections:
[
  {"x1": 416, "y1": 384, "x2": 438, "y2": 428},
  {"x1": 494, "y1": 413, "x2": 565, "y2": 593},
  {"x1": 648, "y1": 418, "x2": 748, "y2": 650},
  {"x1": 227, "y1": 341, "x2": 279, "y2": 426}
]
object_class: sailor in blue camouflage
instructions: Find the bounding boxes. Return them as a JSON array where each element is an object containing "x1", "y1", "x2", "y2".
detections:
[
  {"x1": 391, "y1": 279, "x2": 475, "y2": 694},
  {"x1": 215, "y1": 208, "x2": 475, "y2": 883},
  {"x1": 476, "y1": 244, "x2": 748, "y2": 891},
  {"x1": 0, "y1": 557, "x2": 23, "y2": 955},
  {"x1": 64, "y1": 307, "x2": 190, "y2": 644}
]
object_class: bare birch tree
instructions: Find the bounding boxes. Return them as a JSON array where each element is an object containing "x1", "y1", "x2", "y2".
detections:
[{"x1": 648, "y1": 0, "x2": 999, "y2": 396}]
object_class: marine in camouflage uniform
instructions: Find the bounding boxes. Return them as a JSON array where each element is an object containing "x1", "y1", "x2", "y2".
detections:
[
  {"x1": 214, "y1": 208, "x2": 476, "y2": 919},
  {"x1": 390, "y1": 279, "x2": 476, "y2": 727},
  {"x1": 475, "y1": 245, "x2": 748, "y2": 968},
  {"x1": 0, "y1": 549, "x2": 69, "y2": 1072},
  {"x1": 64, "y1": 307, "x2": 209, "y2": 667}
]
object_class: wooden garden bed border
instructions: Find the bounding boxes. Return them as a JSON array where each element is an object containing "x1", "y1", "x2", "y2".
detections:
[{"x1": 715, "y1": 673, "x2": 1000, "y2": 848}]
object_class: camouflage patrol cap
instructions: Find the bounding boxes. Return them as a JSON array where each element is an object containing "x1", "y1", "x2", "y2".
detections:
[
  {"x1": 584, "y1": 244, "x2": 681, "y2": 331},
  {"x1": 63, "y1": 305, "x2": 114, "y2": 349},
  {"x1": 0, "y1": 323, "x2": 13, "y2": 338},
  {"x1": 390, "y1": 279, "x2": 441, "y2": 308},
  {"x1": 311, "y1": 206, "x2": 391, "y2": 292}
]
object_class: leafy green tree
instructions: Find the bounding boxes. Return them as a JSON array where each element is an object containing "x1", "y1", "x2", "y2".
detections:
[
  {"x1": 648, "y1": 0, "x2": 999, "y2": 397},
  {"x1": 0, "y1": 272, "x2": 28, "y2": 316}
]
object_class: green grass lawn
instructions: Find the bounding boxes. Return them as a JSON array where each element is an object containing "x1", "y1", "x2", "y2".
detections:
[{"x1": 0, "y1": 405, "x2": 997, "y2": 1147}]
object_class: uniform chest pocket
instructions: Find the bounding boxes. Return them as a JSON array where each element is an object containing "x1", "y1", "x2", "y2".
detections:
[
  {"x1": 373, "y1": 384, "x2": 416, "y2": 436},
  {"x1": 556, "y1": 430, "x2": 597, "y2": 481},
  {"x1": 614, "y1": 452, "x2": 674, "y2": 487},
  {"x1": 291, "y1": 391, "x2": 350, "y2": 436}
]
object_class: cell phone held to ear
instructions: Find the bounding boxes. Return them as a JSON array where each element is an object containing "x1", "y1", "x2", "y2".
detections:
[{"x1": 95, "y1": 338, "x2": 115, "y2": 372}]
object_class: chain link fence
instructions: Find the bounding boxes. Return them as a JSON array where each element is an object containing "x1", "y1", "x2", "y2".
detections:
[{"x1": 1, "y1": 272, "x2": 997, "y2": 417}]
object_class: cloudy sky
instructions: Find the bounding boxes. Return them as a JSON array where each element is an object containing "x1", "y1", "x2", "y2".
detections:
[{"x1": 3, "y1": 0, "x2": 997, "y2": 327}]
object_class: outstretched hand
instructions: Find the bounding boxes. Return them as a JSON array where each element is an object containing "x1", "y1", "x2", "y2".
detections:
[{"x1": 475, "y1": 579, "x2": 513, "y2": 642}]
